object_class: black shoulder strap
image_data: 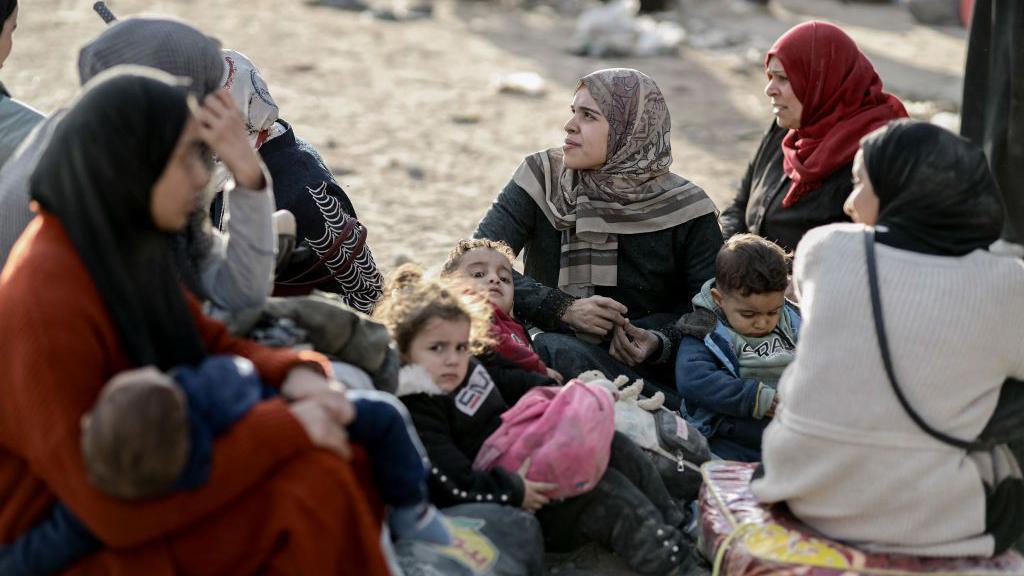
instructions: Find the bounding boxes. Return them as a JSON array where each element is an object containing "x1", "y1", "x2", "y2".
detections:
[{"x1": 864, "y1": 228, "x2": 990, "y2": 451}]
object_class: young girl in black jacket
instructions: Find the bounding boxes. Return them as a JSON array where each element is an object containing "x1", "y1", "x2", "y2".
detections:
[{"x1": 376, "y1": 265, "x2": 692, "y2": 575}]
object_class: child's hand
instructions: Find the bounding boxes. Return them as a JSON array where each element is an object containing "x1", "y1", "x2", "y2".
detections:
[
  {"x1": 546, "y1": 368, "x2": 564, "y2": 384},
  {"x1": 290, "y1": 397, "x2": 353, "y2": 459},
  {"x1": 609, "y1": 321, "x2": 658, "y2": 367},
  {"x1": 766, "y1": 395, "x2": 780, "y2": 418},
  {"x1": 192, "y1": 89, "x2": 264, "y2": 190},
  {"x1": 562, "y1": 296, "x2": 628, "y2": 337},
  {"x1": 517, "y1": 458, "x2": 556, "y2": 512}
]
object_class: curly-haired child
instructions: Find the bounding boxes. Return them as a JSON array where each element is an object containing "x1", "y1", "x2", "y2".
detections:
[{"x1": 378, "y1": 264, "x2": 692, "y2": 576}]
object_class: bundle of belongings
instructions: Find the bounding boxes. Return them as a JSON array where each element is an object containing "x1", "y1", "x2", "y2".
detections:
[
  {"x1": 579, "y1": 371, "x2": 712, "y2": 501},
  {"x1": 698, "y1": 461, "x2": 1024, "y2": 576},
  {"x1": 394, "y1": 503, "x2": 545, "y2": 576}
]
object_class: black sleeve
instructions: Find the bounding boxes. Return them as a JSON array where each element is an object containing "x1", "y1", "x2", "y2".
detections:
[
  {"x1": 677, "y1": 213, "x2": 724, "y2": 305},
  {"x1": 720, "y1": 163, "x2": 754, "y2": 239},
  {"x1": 480, "y1": 354, "x2": 559, "y2": 405},
  {"x1": 643, "y1": 213, "x2": 723, "y2": 365},
  {"x1": 402, "y1": 396, "x2": 525, "y2": 508},
  {"x1": 474, "y1": 180, "x2": 576, "y2": 331},
  {"x1": 720, "y1": 123, "x2": 778, "y2": 239}
]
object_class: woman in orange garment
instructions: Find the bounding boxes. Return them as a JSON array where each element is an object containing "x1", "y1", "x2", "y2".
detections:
[{"x1": 0, "y1": 68, "x2": 389, "y2": 575}]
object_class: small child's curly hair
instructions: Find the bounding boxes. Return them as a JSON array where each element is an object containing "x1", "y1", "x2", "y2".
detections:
[
  {"x1": 375, "y1": 263, "x2": 493, "y2": 356},
  {"x1": 441, "y1": 239, "x2": 517, "y2": 277},
  {"x1": 715, "y1": 234, "x2": 791, "y2": 296}
]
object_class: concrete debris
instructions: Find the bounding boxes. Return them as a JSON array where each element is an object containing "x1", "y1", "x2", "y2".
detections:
[
  {"x1": 493, "y1": 72, "x2": 548, "y2": 97},
  {"x1": 571, "y1": 0, "x2": 686, "y2": 58}
]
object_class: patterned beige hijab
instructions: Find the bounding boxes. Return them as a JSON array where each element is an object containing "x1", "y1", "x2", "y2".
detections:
[{"x1": 513, "y1": 68, "x2": 717, "y2": 297}]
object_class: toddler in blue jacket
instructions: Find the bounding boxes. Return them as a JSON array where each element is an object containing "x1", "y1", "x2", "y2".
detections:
[
  {"x1": 675, "y1": 234, "x2": 801, "y2": 462},
  {"x1": 0, "y1": 355, "x2": 449, "y2": 575}
]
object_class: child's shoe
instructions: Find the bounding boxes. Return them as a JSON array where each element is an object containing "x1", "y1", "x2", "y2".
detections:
[{"x1": 389, "y1": 502, "x2": 453, "y2": 546}]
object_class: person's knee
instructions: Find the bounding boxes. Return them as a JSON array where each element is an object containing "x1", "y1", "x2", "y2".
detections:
[
  {"x1": 533, "y1": 333, "x2": 604, "y2": 376},
  {"x1": 531, "y1": 332, "x2": 581, "y2": 359},
  {"x1": 348, "y1": 391, "x2": 415, "y2": 437},
  {"x1": 333, "y1": 361, "x2": 375, "y2": 390}
]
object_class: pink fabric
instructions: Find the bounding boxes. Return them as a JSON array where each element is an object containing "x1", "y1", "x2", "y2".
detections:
[{"x1": 473, "y1": 380, "x2": 615, "y2": 499}]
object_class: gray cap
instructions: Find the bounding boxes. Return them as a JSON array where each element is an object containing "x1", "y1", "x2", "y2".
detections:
[{"x1": 77, "y1": 16, "x2": 224, "y2": 95}]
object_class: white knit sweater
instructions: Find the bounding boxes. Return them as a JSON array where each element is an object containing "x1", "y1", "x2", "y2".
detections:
[{"x1": 751, "y1": 223, "x2": 1024, "y2": 557}]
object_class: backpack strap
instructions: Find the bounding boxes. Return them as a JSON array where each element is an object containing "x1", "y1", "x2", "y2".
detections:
[{"x1": 864, "y1": 227, "x2": 990, "y2": 451}]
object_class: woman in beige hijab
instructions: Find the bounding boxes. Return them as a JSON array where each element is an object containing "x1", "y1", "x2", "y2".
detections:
[{"x1": 475, "y1": 68, "x2": 723, "y2": 408}]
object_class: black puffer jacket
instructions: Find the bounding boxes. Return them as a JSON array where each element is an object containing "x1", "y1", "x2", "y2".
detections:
[
  {"x1": 720, "y1": 122, "x2": 853, "y2": 254},
  {"x1": 398, "y1": 356, "x2": 556, "y2": 509}
]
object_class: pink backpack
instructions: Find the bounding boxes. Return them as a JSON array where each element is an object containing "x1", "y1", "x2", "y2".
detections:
[{"x1": 472, "y1": 380, "x2": 615, "y2": 499}]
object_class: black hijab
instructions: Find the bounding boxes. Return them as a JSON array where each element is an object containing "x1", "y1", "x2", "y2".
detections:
[
  {"x1": 1, "y1": 0, "x2": 15, "y2": 23},
  {"x1": 30, "y1": 69, "x2": 206, "y2": 370},
  {"x1": 861, "y1": 119, "x2": 1005, "y2": 256}
]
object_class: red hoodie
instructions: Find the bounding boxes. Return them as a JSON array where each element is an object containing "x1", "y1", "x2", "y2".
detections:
[{"x1": 489, "y1": 304, "x2": 548, "y2": 375}]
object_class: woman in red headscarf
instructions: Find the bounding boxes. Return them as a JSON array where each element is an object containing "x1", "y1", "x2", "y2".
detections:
[{"x1": 720, "y1": 21, "x2": 908, "y2": 254}]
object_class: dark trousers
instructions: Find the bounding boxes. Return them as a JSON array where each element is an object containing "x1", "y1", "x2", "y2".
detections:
[
  {"x1": 961, "y1": 0, "x2": 1024, "y2": 244},
  {"x1": 347, "y1": 390, "x2": 430, "y2": 507},
  {"x1": 536, "y1": 433, "x2": 689, "y2": 575},
  {"x1": 533, "y1": 325, "x2": 682, "y2": 412}
]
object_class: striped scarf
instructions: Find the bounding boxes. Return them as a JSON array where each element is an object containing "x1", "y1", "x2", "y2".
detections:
[{"x1": 513, "y1": 68, "x2": 717, "y2": 297}]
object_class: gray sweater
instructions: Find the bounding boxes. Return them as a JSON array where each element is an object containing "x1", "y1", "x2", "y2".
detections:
[{"x1": 751, "y1": 223, "x2": 1024, "y2": 557}]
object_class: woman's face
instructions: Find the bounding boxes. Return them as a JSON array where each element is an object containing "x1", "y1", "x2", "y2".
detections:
[
  {"x1": 0, "y1": 5, "x2": 18, "y2": 70},
  {"x1": 150, "y1": 118, "x2": 211, "y2": 231},
  {"x1": 563, "y1": 86, "x2": 609, "y2": 170},
  {"x1": 845, "y1": 149, "x2": 879, "y2": 225},
  {"x1": 403, "y1": 317, "x2": 472, "y2": 392},
  {"x1": 764, "y1": 56, "x2": 802, "y2": 130}
]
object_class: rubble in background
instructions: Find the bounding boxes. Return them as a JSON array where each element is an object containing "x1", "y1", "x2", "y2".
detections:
[{"x1": 570, "y1": 0, "x2": 686, "y2": 57}]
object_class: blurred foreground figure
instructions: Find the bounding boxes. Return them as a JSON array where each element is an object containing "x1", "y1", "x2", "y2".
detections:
[{"x1": 961, "y1": 0, "x2": 1024, "y2": 255}]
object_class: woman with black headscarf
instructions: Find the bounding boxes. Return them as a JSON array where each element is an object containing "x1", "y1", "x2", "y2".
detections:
[
  {"x1": 752, "y1": 120, "x2": 1024, "y2": 556},
  {"x1": 0, "y1": 69, "x2": 388, "y2": 574}
]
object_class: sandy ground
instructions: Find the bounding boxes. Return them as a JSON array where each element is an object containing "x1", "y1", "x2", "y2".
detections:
[
  {"x1": 5, "y1": 0, "x2": 966, "y2": 273},
  {"x1": 2, "y1": 1, "x2": 968, "y2": 573}
]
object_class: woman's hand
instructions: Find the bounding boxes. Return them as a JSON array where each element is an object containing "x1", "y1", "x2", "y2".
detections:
[
  {"x1": 766, "y1": 395, "x2": 780, "y2": 418},
  {"x1": 561, "y1": 296, "x2": 628, "y2": 338},
  {"x1": 281, "y1": 365, "x2": 331, "y2": 399},
  {"x1": 290, "y1": 396, "x2": 353, "y2": 459},
  {"x1": 609, "y1": 321, "x2": 658, "y2": 366},
  {"x1": 193, "y1": 89, "x2": 265, "y2": 190},
  {"x1": 282, "y1": 366, "x2": 355, "y2": 426},
  {"x1": 517, "y1": 458, "x2": 557, "y2": 512}
]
